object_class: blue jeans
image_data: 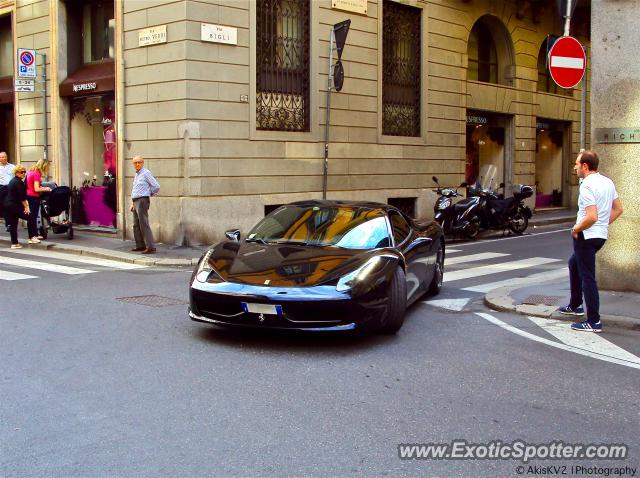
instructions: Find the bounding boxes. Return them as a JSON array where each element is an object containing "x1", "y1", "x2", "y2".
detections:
[{"x1": 568, "y1": 233, "x2": 606, "y2": 323}]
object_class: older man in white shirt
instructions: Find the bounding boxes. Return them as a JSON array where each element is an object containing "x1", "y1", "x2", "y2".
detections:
[{"x1": 0, "y1": 151, "x2": 16, "y2": 232}]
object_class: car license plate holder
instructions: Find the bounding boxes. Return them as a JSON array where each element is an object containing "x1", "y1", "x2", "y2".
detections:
[{"x1": 241, "y1": 303, "x2": 283, "y2": 316}]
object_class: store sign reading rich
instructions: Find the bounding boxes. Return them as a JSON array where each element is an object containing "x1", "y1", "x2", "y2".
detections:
[
  {"x1": 73, "y1": 82, "x2": 97, "y2": 93},
  {"x1": 201, "y1": 23, "x2": 237, "y2": 45},
  {"x1": 138, "y1": 25, "x2": 167, "y2": 47},
  {"x1": 595, "y1": 127, "x2": 640, "y2": 144},
  {"x1": 332, "y1": 0, "x2": 367, "y2": 15}
]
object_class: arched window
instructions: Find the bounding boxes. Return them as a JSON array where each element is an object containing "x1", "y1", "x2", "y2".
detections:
[
  {"x1": 537, "y1": 39, "x2": 573, "y2": 95},
  {"x1": 467, "y1": 21, "x2": 498, "y2": 83}
]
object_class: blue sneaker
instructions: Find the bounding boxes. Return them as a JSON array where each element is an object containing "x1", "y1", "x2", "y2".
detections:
[
  {"x1": 558, "y1": 305, "x2": 584, "y2": 316},
  {"x1": 570, "y1": 320, "x2": 603, "y2": 333}
]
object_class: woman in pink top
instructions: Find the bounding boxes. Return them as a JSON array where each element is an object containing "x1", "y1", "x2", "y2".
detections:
[{"x1": 25, "y1": 159, "x2": 51, "y2": 244}]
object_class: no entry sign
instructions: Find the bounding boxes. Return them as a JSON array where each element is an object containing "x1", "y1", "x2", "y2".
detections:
[{"x1": 548, "y1": 36, "x2": 586, "y2": 89}]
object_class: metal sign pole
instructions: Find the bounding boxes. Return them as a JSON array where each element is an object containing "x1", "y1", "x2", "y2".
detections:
[
  {"x1": 563, "y1": 0, "x2": 572, "y2": 36},
  {"x1": 322, "y1": 29, "x2": 335, "y2": 200},
  {"x1": 37, "y1": 52, "x2": 48, "y2": 162}
]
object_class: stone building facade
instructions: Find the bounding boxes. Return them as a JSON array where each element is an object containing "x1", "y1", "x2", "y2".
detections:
[{"x1": 0, "y1": 0, "x2": 591, "y2": 245}]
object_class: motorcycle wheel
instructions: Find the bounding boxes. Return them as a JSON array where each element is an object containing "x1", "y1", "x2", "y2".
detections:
[
  {"x1": 463, "y1": 215, "x2": 480, "y2": 240},
  {"x1": 509, "y1": 209, "x2": 529, "y2": 234}
]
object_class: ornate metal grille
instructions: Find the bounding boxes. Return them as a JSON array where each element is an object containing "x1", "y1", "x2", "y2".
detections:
[
  {"x1": 382, "y1": 1, "x2": 421, "y2": 137},
  {"x1": 256, "y1": 0, "x2": 310, "y2": 132}
]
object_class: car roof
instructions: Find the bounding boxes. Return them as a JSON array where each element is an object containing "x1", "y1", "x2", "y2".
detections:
[{"x1": 286, "y1": 199, "x2": 394, "y2": 211}]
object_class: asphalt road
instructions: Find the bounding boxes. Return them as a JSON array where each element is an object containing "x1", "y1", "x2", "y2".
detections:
[{"x1": 1, "y1": 225, "x2": 639, "y2": 477}]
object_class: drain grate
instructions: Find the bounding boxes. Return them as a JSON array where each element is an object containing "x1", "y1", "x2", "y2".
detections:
[
  {"x1": 522, "y1": 295, "x2": 563, "y2": 306},
  {"x1": 117, "y1": 295, "x2": 188, "y2": 308}
]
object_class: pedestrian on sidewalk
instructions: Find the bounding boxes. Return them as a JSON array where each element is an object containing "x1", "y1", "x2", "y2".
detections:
[
  {"x1": 3, "y1": 166, "x2": 30, "y2": 249},
  {"x1": 25, "y1": 159, "x2": 52, "y2": 244},
  {"x1": 130, "y1": 155, "x2": 160, "y2": 254},
  {"x1": 0, "y1": 151, "x2": 16, "y2": 232},
  {"x1": 558, "y1": 150, "x2": 623, "y2": 332}
]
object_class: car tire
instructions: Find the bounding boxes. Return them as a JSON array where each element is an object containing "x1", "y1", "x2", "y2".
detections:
[
  {"x1": 379, "y1": 266, "x2": 407, "y2": 335},
  {"x1": 66, "y1": 226, "x2": 74, "y2": 240},
  {"x1": 427, "y1": 242, "x2": 444, "y2": 296}
]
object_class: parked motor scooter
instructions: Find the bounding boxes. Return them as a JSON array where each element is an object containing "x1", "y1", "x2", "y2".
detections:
[
  {"x1": 432, "y1": 176, "x2": 480, "y2": 237},
  {"x1": 456, "y1": 179, "x2": 534, "y2": 239}
]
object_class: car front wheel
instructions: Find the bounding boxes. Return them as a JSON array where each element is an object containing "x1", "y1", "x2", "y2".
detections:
[
  {"x1": 427, "y1": 242, "x2": 444, "y2": 295},
  {"x1": 379, "y1": 266, "x2": 407, "y2": 334}
]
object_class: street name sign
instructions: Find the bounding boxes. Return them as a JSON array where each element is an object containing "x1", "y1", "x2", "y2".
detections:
[
  {"x1": 17, "y1": 48, "x2": 36, "y2": 78},
  {"x1": 15, "y1": 78, "x2": 35, "y2": 92},
  {"x1": 548, "y1": 36, "x2": 586, "y2": 89}
]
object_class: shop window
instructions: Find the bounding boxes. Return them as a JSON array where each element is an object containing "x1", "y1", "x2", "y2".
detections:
[
  {"x1": 0, "y1": 15, "x2": 12, "y2": 77},
  {"x1": 382, "y1": 0, "x2": 421, "y2": 137},
  {"x1": 467, "y1": 21, "x2": 498, "y2": 84},
  {"x1": 256, "y1": 0, "x2": 310, "y2": 132},
  {"x1": 70, "y1": 95, "x2": 117, "y2": 228},
  {"x1": 66, "y1": 0, "x2": 114, "y2": 73},
  {"x1": 537, "y1": 40, "x2": 572, "y2": 96},
  {"x1": 387, "y1": 197, "x2": 416, "y2": 218}
]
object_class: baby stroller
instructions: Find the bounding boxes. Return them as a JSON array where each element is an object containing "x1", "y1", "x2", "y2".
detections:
[{"x1": 39, "y1": 183, "x2": 74, "y2": 240}]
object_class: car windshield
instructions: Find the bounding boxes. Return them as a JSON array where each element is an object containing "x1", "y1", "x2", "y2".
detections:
[{"x1": 246, "y1": 205, "x2": 391, "y2": 249}]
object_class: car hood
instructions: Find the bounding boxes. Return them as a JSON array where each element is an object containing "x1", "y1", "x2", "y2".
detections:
[{"x1": 204, "y1": 241, "x2": 372, "y2": 287}]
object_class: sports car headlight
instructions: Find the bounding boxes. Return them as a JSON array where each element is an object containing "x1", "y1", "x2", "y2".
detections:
[
  {"x1": 437, "y1": 198, "x2": 451, "y2": 210},
  {"x1": 195, "y1": 250, "x2": 223, "y2": 283},
  {"x1": 336, "y1": 256, "x2": 385, "y2": 292}
]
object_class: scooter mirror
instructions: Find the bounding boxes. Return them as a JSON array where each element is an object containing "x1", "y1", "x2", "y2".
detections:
[
  {"x1": 460, "y1": 182, "x2": 467, "y2": 187},
  {"x1": 432, "y1": 176, "x2": 438, "y2": 184},
  {"x1": 499, "y1": 182, "x2": 505, "y2": 188}
]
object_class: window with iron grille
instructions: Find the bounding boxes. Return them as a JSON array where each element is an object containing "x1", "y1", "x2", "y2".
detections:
[
  {"x1": 256, "y1": 0, "x2": 310, "y2": 132},
  {"x1": 382, "y1": 1, "x2": 421, "y2": 137},
  {"x1": 537, "y1": 40, "x2": 572, "y2": 96}
]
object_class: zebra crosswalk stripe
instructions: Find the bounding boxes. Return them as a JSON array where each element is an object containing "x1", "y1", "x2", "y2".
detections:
[
  {"x1": 444, "y1": 257, "x2": 562, "y2": 283},
  {"x1": 462, "y1": 267, "x2": 568, "y2": 293},
  {"x1": 0, "y1": 255, "x2": 96, "y2": 275},
  {"x1": 0, "y1": 269, "x2": 38, "y2": 281},
  {"x1": 4, "y1": 249, "x2": 147, "y2": 270},
  {"x1": 445, "y1": 252, "x2": 510, "y2": 266}
]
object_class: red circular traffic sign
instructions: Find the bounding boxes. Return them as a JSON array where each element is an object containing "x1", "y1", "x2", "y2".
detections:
[
  {"x1": 19, "y1": 51, "x2": 34, "y2": 66},
  {"x1": 548, "y1": 36, "x2": 586, "y2": 89}
]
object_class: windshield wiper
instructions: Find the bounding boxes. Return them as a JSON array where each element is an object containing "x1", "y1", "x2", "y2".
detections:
[
  {"x1": 245, "y1": 237, "x2": 269, "y2": 245},
  {"x1": 271, "y1": 240, "x2": 334, "y2": 247}
]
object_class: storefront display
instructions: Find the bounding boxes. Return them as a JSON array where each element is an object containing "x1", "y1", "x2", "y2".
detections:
[
  {"x1": 535, "y1": 120, "x2": 567, "y2": 208},
  {"x1": 70, "y1": 94, "x2": 117, "y2": 228},
  {"x1": 466, "y1": 112, "x2": 507, "y2": 188}
]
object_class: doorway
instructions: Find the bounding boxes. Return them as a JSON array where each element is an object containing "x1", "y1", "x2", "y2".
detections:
[{"x1": 535, "y1": 119, "x2": 568, "y2": 208}]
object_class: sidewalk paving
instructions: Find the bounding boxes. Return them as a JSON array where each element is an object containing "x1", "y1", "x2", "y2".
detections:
[{"x1": 0, "y1": 228, "x2": 205, "y2": 267}]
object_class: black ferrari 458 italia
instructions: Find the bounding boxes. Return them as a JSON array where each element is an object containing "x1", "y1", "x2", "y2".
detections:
[{"x1": 189, "y1": 200, "x2": 445, "y2": 333}]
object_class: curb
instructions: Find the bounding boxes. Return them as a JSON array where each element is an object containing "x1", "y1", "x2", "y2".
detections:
[
  {"x1": 485, "y1": 285, "x2": 640, "y2": 331},
  {"x1": 0, "y1": 238, "x2": 200, "y2": 267},
  {"x1": 529, "y1": 217, "x2": 574, "y2": 228}
]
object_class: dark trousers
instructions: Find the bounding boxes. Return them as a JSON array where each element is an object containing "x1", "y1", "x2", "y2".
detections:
[
  {"x1": 5, "y1": 210, "x2": 29, "y2": 244},
  {"x1": 568, "y1": 233, "x2": 607, "y2": 323},
  {"x1": 132, "y1": 197, "x2": 154, "y2": 249},
  {"x1": 26, "y1": 196, "x2": 40, "y2": 238}
]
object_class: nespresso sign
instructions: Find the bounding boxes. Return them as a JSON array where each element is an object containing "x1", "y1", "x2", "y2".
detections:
[{"x1": 73, "y1": 82, "x2": 97, "y2": 93}]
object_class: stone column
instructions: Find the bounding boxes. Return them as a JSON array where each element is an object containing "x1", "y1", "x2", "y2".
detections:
[{"x1": 590, "y1": 0, "x2": 640, "y2": 292}]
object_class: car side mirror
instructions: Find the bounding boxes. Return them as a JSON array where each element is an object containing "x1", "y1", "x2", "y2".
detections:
[{"x1": 225, "y1": 229, "x2": 241, "y2": 242}]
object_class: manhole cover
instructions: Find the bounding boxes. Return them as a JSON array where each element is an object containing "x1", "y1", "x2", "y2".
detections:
[
  {"x1": 522, "y1": 295, "x2": 563, "y2": 306},
  {"x1": 117, "y1": 295, "x2": 188, "y2": 308}
]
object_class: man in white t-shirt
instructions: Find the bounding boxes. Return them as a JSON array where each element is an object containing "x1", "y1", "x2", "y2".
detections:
[{"x1": 558, "y1": 150, "x2": 623, "y2": 332}]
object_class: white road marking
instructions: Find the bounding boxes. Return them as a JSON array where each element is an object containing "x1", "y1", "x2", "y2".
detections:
[
  {"x1": 0, "y1": 256, "x2": 96, "y2": 275},
  {"x1": 550, "y1": 56, "x2": 585, "y2": 69},
  {"x1": 0, "y1": 269, "x2": 38, "y2": 281},
  {"x1": 445, "y1": 252, "x2": 509, "y2": 266},
  {"x1": 455, "y1": 228, "x2": 572, "y2": 247},
  {"x1": 422, "y1": 297, "x2": 471, "y2": 312},
  {"x1": 528, "y1": 316, "x2": 640, "y2": 365},
  {"x1": 444, "y1": 257, "x2": 562, "y2": 283},
  {"x1": 446, "y1": 248, "x2": 461, "y2": 254},
  {"x1": 476, "y1": 313, "x2": 640, "y2": 370},
  {"x1": 462, "y1": 267, "x2": 568, "y2": 293},
  {"x1": 3, "y1": 249, "x2": 147, "y2": 270}
]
